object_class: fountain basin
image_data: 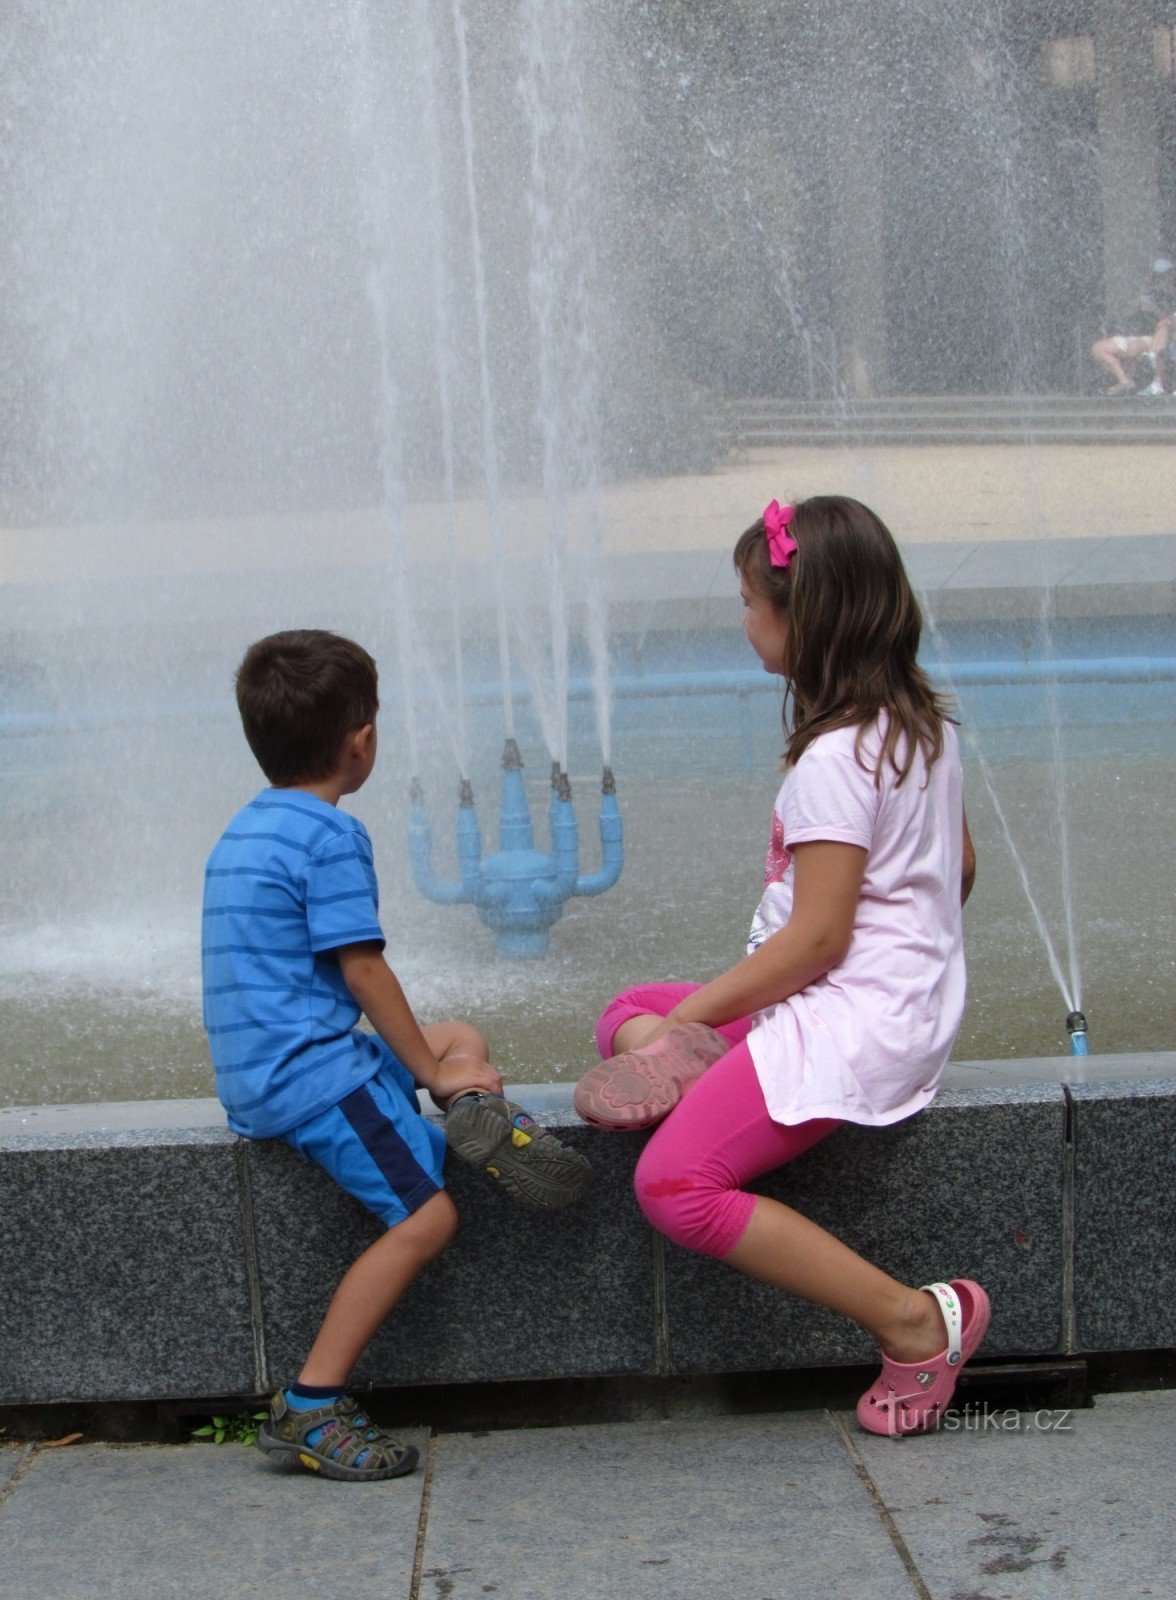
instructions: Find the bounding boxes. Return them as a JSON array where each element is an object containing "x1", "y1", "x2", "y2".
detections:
[{"x1": 1, "y1": 533, "x2": 1173, "y2": 1105}]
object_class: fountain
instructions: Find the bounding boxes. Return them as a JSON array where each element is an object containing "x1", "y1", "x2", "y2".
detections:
[
  {"x1": 408, "y1": 745, "x2": 622, "y2": 957},
  {"x1": 0, "y1": 1, "x2": 1174, "y2": 1112}
]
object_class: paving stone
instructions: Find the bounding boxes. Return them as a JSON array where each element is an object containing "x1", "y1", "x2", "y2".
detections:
[
  {"x1": 0, "y1": 1435, "x2": 427, "y2": 1600},
  {"x1": 1071, "y1": 1079, "x2": 1176, "y2": 1351},
  {"x1": 854, "y1": 1391, "x2": 1176, "y2": 1599},
  {"x1": 663, "y1": 1085, "x2": 1066, "y2": 1374},
  {"x1": 0, "y1": 1444, "x2": 32, "y2": 1494},
  {"x1": 419, "y1": 1411, "x2": 915, "y2": 1600}
]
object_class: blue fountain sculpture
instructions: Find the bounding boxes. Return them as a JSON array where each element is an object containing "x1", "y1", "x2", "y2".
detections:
[{"x1": 408, "y1": 739, "x2": 623, "y2": 957}]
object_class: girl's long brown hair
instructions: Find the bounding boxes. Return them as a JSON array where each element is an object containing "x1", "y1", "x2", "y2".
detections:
[{"x1": 734, "y1": 495, "x2": 953, "y2": 784}]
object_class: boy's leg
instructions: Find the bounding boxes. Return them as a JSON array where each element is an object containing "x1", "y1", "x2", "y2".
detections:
[
  {"x1": 422, "y1": 1019, "x2": 594, "y2": 1209},
  {"x1": 297, "y1": 1191, "x2": 457, "y2": 1386},
  {"x1": 261, "y1": 1077, "x2": 454, "y2": 1481},
  {"x1": 421, "y1": 1019, "x2": 491, "y2": 1090}
]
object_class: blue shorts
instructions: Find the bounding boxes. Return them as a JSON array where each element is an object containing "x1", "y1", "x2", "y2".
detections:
[{"x1": 280, "y1": 1055, "x2": 447, "y2": 1227}]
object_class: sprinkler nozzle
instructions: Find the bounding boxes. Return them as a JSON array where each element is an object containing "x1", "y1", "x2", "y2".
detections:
[
  {"x1": 458, "y1": 778, "x2": 474, "y2": 808},
  {"x1": 602, "y1": 765, "x2": 616, "y2": 795},
  {"x1": 557, "y1": 771, "x2": 572, "y2": 802},
  {"x1": 550, "y1": 760, "x2": 562, "y2": 789},
  {"x1": 1066, "y1": 1010, "x2": 1090, "y2": 1057},
  {"x1": 501, "y1": 738, "x2": 523, "y2": 771}
]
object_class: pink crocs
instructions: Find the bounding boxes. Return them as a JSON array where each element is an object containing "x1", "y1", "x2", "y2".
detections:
[
  {"x1": 857, "y1": 1279, "x2": 991, "y2": 1438},
  {"x1": 573, "y1": 1023, "x2": 729, "y2": 1131}
]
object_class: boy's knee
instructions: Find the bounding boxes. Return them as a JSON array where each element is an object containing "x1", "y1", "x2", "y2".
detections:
[
  {"x1": 432, "y1": 1190, "x2": 460, "y2": 1247},
  {"x1": 402, "y1": 1189, "x2": 459, "y2": 1258},
  {"x1": 447, "y1": 1021, "x2": 489, "y2": 1060}
]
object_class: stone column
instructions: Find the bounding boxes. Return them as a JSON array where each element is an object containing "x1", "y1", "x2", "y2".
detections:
[
  {"x1": 1094, "y1": 0, "x2": 1161, "y2": 320},
  {"x1": 823, "y1": 0, "x2": 889, "y2": 396}
]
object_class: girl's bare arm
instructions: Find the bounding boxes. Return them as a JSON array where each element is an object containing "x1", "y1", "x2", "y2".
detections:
[
  {"x1": 661, "y1": 840, "x2": 867, "y2": 1032},
  {"x1": 962, "y1": 805, "x2": 977, "y2": 905}
]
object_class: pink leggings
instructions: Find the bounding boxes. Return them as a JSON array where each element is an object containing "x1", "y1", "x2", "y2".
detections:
[{"x1": 596, "y1": 984, "x2": 842, "y2": 1261}]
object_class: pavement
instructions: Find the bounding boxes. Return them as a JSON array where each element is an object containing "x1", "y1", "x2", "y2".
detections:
[
  {"x1": 2, "y1": 1389, "x2": 1172, "y2": 1599},
  {"x1": 4, "y1": 440, "x2": 1176, "y2": 589}
]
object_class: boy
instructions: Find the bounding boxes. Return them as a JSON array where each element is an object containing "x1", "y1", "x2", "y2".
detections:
[{"x1": 202, "y1": 629, "x2": 591, "y2": 1482}]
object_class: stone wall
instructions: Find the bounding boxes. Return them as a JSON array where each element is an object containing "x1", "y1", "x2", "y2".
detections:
[{"x1": 2, "y1": 1057, "x2": 1174, "y2": 1406}]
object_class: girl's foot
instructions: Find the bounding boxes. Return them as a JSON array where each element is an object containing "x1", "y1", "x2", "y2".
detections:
[
  {"x1": 573, "y1": 1023, "x2": 729, "y2": 1131},
  {"x1": 857, "y1": 1279, "x2": 991, "y2": 1438},
  {"x1": 878, "y1": 1287, "x2": 956, "y2": 1365}
]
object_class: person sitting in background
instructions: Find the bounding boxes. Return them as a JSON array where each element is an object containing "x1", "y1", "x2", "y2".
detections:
[{"x1": 1091, "y1": 258, "x2": 1174, "y2": 395}]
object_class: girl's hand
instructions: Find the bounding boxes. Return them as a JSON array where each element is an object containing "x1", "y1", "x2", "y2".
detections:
[
  {"x1": 631, "y1": 1017, "x2": 680, "y2": 1050},
  {"x1": 428, "y1": 1054, "x2": 504, "y2": 1103}
]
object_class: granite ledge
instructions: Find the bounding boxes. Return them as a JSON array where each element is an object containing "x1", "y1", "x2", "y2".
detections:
[{"x1": 3, "y1": 1065, "x2": 1175, "y2": 1404}]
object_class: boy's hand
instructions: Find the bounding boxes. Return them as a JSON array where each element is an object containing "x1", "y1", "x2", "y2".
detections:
[
  {"x1": 338, "y1": 945, "x2": 501, "y2": 1097},
  {"x1": 428, "y1": 1054, "x2": 504, "y2": 1103}
]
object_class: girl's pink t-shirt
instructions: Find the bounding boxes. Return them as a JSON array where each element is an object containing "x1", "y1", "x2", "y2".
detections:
[{"x1": 746, "y1": 718, "x2": 965, "y2": 1127}]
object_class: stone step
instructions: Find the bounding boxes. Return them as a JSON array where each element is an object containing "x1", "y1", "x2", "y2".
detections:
[
  {"x1": 733, "y1": 392, "x2": 1173, "y2": 413},
  {"x1": 735, "y1": 426, "x2": 1176, "y2": 447},
  {"x1": 723, "y1": 394, "x2": 1176, "y2": 446}
]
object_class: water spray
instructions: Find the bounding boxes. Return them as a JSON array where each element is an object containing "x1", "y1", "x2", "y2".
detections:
[{"x1": 1066, "y1": 1011, "x2": 1090, "y2": 1057}]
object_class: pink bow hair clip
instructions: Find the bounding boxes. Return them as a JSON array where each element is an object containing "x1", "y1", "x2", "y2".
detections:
[{"x1": 763, "y1": 500, "x2": 798, "y2": 569}]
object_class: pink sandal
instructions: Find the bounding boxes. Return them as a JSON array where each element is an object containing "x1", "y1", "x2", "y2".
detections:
[
  {"x1": 573, "y1": 1023, "x2": 730, "y2": 1131},
  {"x1": 857, "y1": 1279, "x2": 991, "y2": 1437}
]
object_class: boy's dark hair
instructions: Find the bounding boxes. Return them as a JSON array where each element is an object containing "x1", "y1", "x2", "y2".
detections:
[{"x1": 235, "y1": 630, "x2": 379, "y2": 786}]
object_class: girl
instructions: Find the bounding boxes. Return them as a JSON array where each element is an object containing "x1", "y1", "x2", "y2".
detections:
[{"x1": 575, "y1": 495, "x2": 986, "y2": 1438}]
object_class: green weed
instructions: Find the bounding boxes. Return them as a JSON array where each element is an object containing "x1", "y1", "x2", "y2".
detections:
[{"x1": 191, "y1": 1410, "x2": 268, "y2": 1447}]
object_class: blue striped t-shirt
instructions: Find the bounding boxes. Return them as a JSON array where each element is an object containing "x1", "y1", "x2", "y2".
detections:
[{"x1": 202, "y1": 789, "x2": 392, "y2": 1139}]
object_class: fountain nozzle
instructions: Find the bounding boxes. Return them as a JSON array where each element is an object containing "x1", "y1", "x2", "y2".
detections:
[{"x1": 1065, "y1": 1011, "x2": 1090, "y2": 1057}]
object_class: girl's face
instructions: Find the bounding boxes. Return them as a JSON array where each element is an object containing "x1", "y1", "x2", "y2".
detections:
[{"x1": 740, "y1": 574, "x2": 790, "y2": 674}]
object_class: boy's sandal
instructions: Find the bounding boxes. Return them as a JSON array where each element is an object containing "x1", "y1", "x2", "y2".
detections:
[
  {"x1": 256, "y1": 1392, "x2": 419, "y2": 1481},
  {"x1": 857, "y1": 1279, "x2": 991, "y2": 1438},
  {"x1": 444, "y1": 1092, "x2": 593, "y2": 1211},
  {"x1": 573, "y1": 1022, "x2": 730, "y2": 1131}
]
